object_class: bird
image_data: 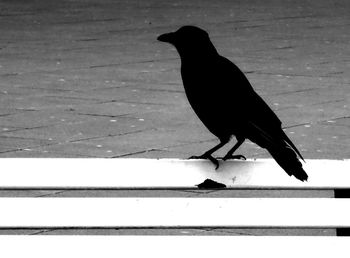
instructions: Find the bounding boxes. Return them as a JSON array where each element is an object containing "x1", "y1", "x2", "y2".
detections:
[{"x1": 157, "y1": 25, "x2": 308, "y2": 181}]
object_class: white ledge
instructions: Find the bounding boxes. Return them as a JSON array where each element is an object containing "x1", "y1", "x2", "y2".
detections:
[
  {"x1": 0, "y1": 198, "x2": 350, "y2": 227},
  {"x1": 0, "y1": 158, "x2": 349, "y2": 188}
]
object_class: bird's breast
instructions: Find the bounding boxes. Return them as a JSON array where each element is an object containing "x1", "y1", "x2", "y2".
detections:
[{"x1": 180, "y1": 63, "x2": 241, "y2": 137}]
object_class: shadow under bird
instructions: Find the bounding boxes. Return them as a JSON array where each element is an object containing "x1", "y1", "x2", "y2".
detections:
[{"x1": 157, "y1": 26, "x2": 308, "y2": 181}]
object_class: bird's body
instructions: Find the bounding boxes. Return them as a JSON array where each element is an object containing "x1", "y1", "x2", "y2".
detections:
[
  {"x1": 182, "y1": 55, "x2": 279, "y2": 139},
  {"x1": 158, "y1": 26, "x2": 308, "y2": 181}
]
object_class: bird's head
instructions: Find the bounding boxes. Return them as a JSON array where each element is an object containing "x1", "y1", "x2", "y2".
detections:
[{"x1": 157, "y1": 26, "x2": 216, "y2": 58}]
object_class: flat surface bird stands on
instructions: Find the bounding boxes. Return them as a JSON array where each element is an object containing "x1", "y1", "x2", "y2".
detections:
[{"x1": 0, "y1": 159, "x2": 349, "y2": 188}]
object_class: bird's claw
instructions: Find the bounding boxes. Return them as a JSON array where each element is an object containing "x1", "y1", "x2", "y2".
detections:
[
  {"x1": 189, "y1": 154, "x2": 220, "y2": 169},
  {"x1": 220, "y1": 154, "x2": 246, "y2": 161}
]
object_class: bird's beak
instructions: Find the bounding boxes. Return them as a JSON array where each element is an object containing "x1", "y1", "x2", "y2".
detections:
[{"x1": 157, "y1": 32, "x2": 175, "y2": 43}]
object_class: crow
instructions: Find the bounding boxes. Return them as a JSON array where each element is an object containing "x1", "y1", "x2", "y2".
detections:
[{"x1": 157, "y1": 26, "x2": 308, "y2": 181}]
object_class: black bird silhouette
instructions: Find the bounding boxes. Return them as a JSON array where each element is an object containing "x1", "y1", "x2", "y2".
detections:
[{"x1": 157, "y1": 26, "x2": 308, "y2": 181}]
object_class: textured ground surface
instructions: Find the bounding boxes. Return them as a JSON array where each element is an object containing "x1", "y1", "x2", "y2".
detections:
[
  {"x1": 0, "y1": 0, "x2": 349, "y2": 235},
  {"x1": 0, "y1": 0, "x2": 349, "y2": 159}
]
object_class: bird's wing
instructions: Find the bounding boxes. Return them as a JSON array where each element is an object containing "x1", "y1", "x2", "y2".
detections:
[
  {"x1": 216, "y1": 56, "x2": 282, "y2": 127},
  {"x1": 246, "y1": 119, "x2": 305, "y2": 161},
  {"x1": 241, "y1": 82, "x2": 305, "y2": 161},
  {"x1": 217, "y1": 56, "x2": 304, "y2": 161}
]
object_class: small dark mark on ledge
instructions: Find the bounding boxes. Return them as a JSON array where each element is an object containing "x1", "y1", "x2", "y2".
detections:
[{"x1": 197, "y1": 179, "x2": 226, "y2": 189}]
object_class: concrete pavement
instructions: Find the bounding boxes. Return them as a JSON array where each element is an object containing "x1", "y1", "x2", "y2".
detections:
[{"x1": 0, "y1": 0, "x2": 349, "y2": 159}]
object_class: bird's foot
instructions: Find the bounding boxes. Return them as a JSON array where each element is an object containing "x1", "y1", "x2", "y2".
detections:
[
  {"x1": 189, "y1": 154, "x2": 220, "y2": 169},
  {"x1": 219, "y1": 154, "x2": 246, "y2": 161}
]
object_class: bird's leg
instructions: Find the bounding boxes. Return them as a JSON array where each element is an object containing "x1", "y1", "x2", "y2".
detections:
[
  {"x1": 220, "y1": 138, "x2": 246, "y2": 161},
  {"x1": 189, "y1": 139, "x2": 228, "y2": 169}
]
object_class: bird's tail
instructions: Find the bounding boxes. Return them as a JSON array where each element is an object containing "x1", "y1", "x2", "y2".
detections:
[
  {"x1": 247, "y1": 121, "x2": 308, "y2": 181},
  {"x1": 267, "y1": 145, "x2": 308, "y2": 182}
]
